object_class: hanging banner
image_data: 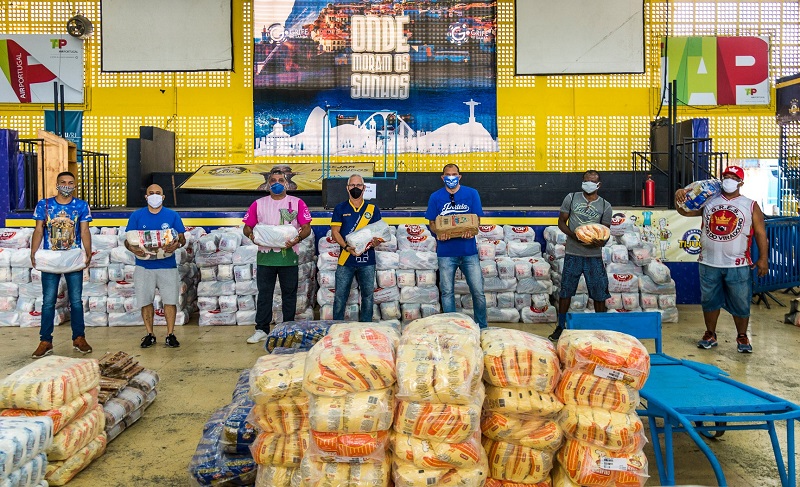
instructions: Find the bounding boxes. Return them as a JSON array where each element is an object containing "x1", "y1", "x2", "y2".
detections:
[
  {"x1": 253, "y1": 0, "x2": 497, "y2": 157},
  {"x1": 179, "y1": 162, "x2": 374, "y2": 191},
  {"x1": 776, "y1": 73, "x2": 800, "y2": 125},
  {"x1": 0, "y1": 35, "x2": 83, "y2": 103},
  {"x1": 610, "y1": 210, "x2": 702, "y2": 263},
  {"x1": 44, "y1": 110, "x2": 83, "y2": 151},
  {"x1": 661, "y1": 36, "x2": 769, "y2": 106}
]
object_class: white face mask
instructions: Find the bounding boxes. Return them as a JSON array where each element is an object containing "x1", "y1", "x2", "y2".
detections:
[
  {"x1": 721, "y1": 179, "x2": 740, "y2": 194},
  {"x1": 582, "y1": 181, "x2": 599, "y2": 194},
  {"x1": 147, "y1": 194, "x2": 163, "y2": 208}
]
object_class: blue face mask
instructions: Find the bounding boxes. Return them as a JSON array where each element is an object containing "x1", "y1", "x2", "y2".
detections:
[
  {"x1": 444, "y1": 176, "x2": 460, "y2": 189},
  {"x1": 270, "y1": 183, "x2": 285, "y2": 194}
]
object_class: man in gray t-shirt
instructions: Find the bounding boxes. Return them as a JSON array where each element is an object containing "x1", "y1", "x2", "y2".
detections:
[{"x1": 549, "y1": 170, "x2": 613, "y2": 341}]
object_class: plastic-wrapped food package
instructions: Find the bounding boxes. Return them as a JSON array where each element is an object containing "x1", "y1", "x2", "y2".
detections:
[
  {"x1": 658, "y1": 294, "x2": 677, "y2": 309},
  {"x1": 392, "y1": 454, "x2": 488, "y2": 487},
  {"x1": 197, "y1": 234, "x2": 220, "y2": 254},
  {"x1": 508, "y1": 241, "x2": 541, "y2": 258},
  {"x1": 200, "y1": 266, "x2": 218, "y2": 281},
  {"x1": 109, "y1": 246, "x2": 136, "y2": 266},
  {"x1": 300, "y1": 455, "x2": 391, "y2": 487},
  {"x1": 605, "y1": 294, "x2": 623, "y2": 309},
  {"x1": 420, "y1": 303, "x2": 441, "y2": 318},
  {"x1": 0, "y1": 266, "x2": 10, "y2": 282},
  {"x1": 415, "y1": 269, "x2": 437, "y2": 287},
  {"x1": 644, "y1": 260, "x2": 671, "y2": 284},
  {"x1": 346, "y1": 220, "x2": 391, "y2": 256},
  {"x1": 249, "y1": 352, "x2": 307, "y2": 404},
  {"x1": 102, "y1": 387, "x2": 148, "y2": 429},
  {"x1": 607, "y1": 273, "x2": 639, "y2": 293},
  {"x1": 375, "y1": 251, "x2": 399, "y2": 271},
  {"x1": 0, "y1": 417, "x2": 53, "y2": 475},
  {"x1": 255, "y1": 464, "x2": 299, "y2": 487},
  {"x1": 0, "y1": 296, "x2": 16, "y2": 311},
  {"x1": 477, "y1": 241, "x2": 496, "y2": 261},
  {"x1": 527, "y1": 259, "x2": 550, "y2": 280},
  {"x1": 558, "y1": 405, "x2": 646, "y2": 453},
  {"x1": 0, "y1": 310, "x2": 21, "y2": 326},
  {"x1": 199, "y1": 310, "x2": 236, "y2": 326},
  {"x1": 106, "y1": 312, "x2": 141, "y2": 327},
  {"x1": 516, "y1": 278, "x2": 551, "y2": 295},
  {"x1": 513, "y1": 293, "x2": 531, "y2": 310},
  {"x1": 545, "y1": 243, "x2": 565, "y2": 259},
  {"x1": 476, "y1": 308, "x2": 518, "y2": 323},
  {"x1": 0, "y1": 357, "x2": 100, "y2": 410},
  {"x1": 198, "y1": 280, "x2": 236, "y2": 297},
  {"x1": 397, "y1": 250, "x2": 438, "y2": 270},
  {"x1": 495, "y1": 258, "x2": 514, "y2": 280},
  {"x1": 396, "y1": 224, "x2": 431, "y2": 239},
  {"x1": 317, "y1": 270, "x2": 335, "y2": 288},
  {"x1": 557, "y1": 330, "x2": 649, "y2": 390},
  {"x1": 479, "y1": 225, "x2": 504, "y2": 240},
  {"x1": 88, "y1": 267, "x2": 108, "y2": 284},
  {"x1": 610, "y1": 215, "x2": 634, "y2": 237},
  {"x1": 495, "y1": 292, "x2": 514, "y2": 309},
  {"x1": 375, "y1": 235, "x2": 398, "y2": 252},
  {"x1": 84, "y1": 312, "x2": 108, "y2": 327},
  {"x1": 316, "y1": 251, "x2": 338, "y2": 272},
  {"x1": 638, "y1": 275, "x2": 676, "y2": 295},
  {"x1": 8, "y1": 249, "x2": 32, "y2": 268},
  {"x1": 318, "y1": 235, "x2": 340, "y2": 253},
  {"x1": 484, "y1": 385, "x2": 564, "y2": 418},
  {"x1": 217, "y1": 265, "x2": 234, "y2": 282},
  {"x1": 503, "y1": 225, "x2": 536, "y2": 242},
  {"x1": 481, "y1": 329, "x2": 560, "y2": 391},
  {"x1": 232, "y1": 265, "x2": 252, "y2": 283},
  {"x1": 392, "y1": 431, "x2": 483, "y2": 469},
  {"x1": 379, "y1": 301, "x2": 401, "y2": 320},
  {"x1": 681, "y1": 178, "x2": 721, "y2": 211},
  {"x1": 263, "y1": 322, "x2": 333, "y2": 353},
  {"x1": 47, "y1": 404, "x2": 105, "y2": 460},
  {"x1": 606, "y1": 261, "x2": 641, "y2": 276},
  {"x1": 308, "y1": 388, "x2": 394, "y2": 433},
  {"x1": 659, "y1": 307, "x2": 679, "y2": 323},
  {"x1": 252, "y1": 224, "x2": 299, "y2": 249},
  {"x1": 618, "y1": 292, "x2": 638, "y2": 311},
  {"x1": 619, "y1": 232, "x2": 642, "y2": 250},
  {"x1": 399, "y1": 286, "x2": 439, "y2": 304},
  {"x1": 188, "y1": 406, "x2": 256, "y2": 487},
  {"x1": 554, "y1": 370, "x2": 639, "y2": 414},
  {"x1": 12, "y1": 267, "x2": 31, "y2": 284},
  {"x1": 397, "y1": 233, "x2": 437, "y2": 253},
  {"x1": 32, "y1": 249, "x2": 84, "y2": 274},
  {"x1": 303, "y1": 326, "x2": 396, "y2": 397},
  {"x1": 250, "y1": 431, "x2": 308, "y2": 466},
  {"x1": 235, "y1": 280, "x2": 258, "y2": 296},
  {"x1": 629, "y1": 244, "x2": 654, "y2": 266},
  {"x1": 232, "y1": 245, "x2": 257, "y2": 265},
  {"x1": 236, "y1": 295, "x2": 255, "y2": 312},
  {"x1": 394, "y1": 399, "x2": 480, "y2": 443},
  {"x1": 484, "y1": 277, "x2": 516, "y2": 293},
  {"x1": 217, "y1": 233, "x2": 242, "y2": 253},
  {"x1": 196, "y1": 252, "x2": 234, "y2": 268},
  {"x1": 639, "y1": 293, "x2": 658, "y2": 310},
  {"x1": 520, "y1": 305, "x2": 557, "y2": 324},
  {"x1": 481, "y1": 411, "x2": 564, "y2": 452},
  {"x1": 479, "y1": 260, "x2": 498, "y2": 278},
  {"x1": 373, "y1": 269, "x2": 395, "y2": 289},
  {"x1": 0, "y1": 228, "x2": 33, "y2": 249},
  {"x1": 556, "y1": 439, "x2": 648, "y2": 487},
  {"x1": 44, "y1": 432, "x2": 106, "y2": 486},
  {"x1": 373, "y1": 286, "x2": 400, "y2": 304},
  {"x1": 610, "y1": 245, "x2": 629, "y2": 264},
  {"x1": 395, "y1": 269, "x2": 415, "y2": 288},
  {"x1": 218, "y1": 295, "x2": 238, "y2": 313},
  {"x1": 0, "y1": 452, "x2": 47, "y2": 487},
  {"x1": 198, "y1": 296, "x2": 220, "y2": 311},
  {"x1": 482, "y1": 436, "x2": 554, "y2": 484}
]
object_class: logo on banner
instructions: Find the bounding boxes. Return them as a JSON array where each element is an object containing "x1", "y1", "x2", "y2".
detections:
[
  {"x1": 679, "y1": 229, "x2": 702, "y2": 255},
  {"x1": 447, "y1": 23, "x2": 469, "y2": 45},
  {"x1": 0, "y1": 39, "x2": 58, "y2": 103}
]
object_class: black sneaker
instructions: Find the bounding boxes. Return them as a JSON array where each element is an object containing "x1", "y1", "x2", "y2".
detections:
[
  {"x1": 166, "y1": 334, "x2": 180, "y2": 348},
  {"x1": 141, "y1": 334, "x2": 156, "y2": 348},
  {"x1": 548, "y1": 326, "x2": 564, "y2": 342}
]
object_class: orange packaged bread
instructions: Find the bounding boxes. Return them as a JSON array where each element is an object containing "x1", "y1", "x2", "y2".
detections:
[
  {"x1": 0, "y1": 387, "x2": 98, "y2": 434},
  {"x1": 0, "y1": 356, "x2": 100, "y2": 410},
  {"x1": 392, "y1": 450, "x2": 489, "y2": 487},
  {"x1": 481, "y1": 328, "x2": 560, "y2": 391},
  {"x1": 485, "y1": 478, "x2": 552, "y2": 487},
  {"x1": 554, "y1": 370, "x2": 639, "y2": 414},
  {"x1": 484, "y1": 385, "x2": 564, "y2": 418},
  {"x1": 308, "y1": 430, "x2": 389, "y2": 462},
  {"x1": 47, "y1": 404, "x2": 105, "y2": 461},
  {"x1": 249, "y1": 431, "x2": 308, "y2": 467},
  {"x1": 249, "y1": 352, "x2": 307, "y2": 404},
  {"x1": 45, "y1": 432, "x2": 107, "y2": 486},
  {"x1": 392, "y1": 431, "x2": 484, "y2": 469},
  {"x1": 574, "y1": 224, "x2": 610, "y2": 244},
  {"x1": 248, "y1": 395, "x2": 308, "y2": 434},
  {"x1": 483, "y1": 436, "x2": 553, "y2": 484},
  {"x1": 394, "y1": 400, "x2": 480, "y2": 444},
  {"x1": 558, "y1": 405, "x2": 646, "y2": 453},
  {"x1": 556, "y1": 438, "x2": 648, "y2": 487},
  {"x1": 556, "y1": 330, "x2": 650, "y2": 390},
  {"x1": 481, "y1": 410, "x2": 564, "y2": 452}
]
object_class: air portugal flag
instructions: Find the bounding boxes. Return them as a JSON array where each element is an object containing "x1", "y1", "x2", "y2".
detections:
[{"x1": 0, "y1": 39, "x2": 57, "y2": 103}]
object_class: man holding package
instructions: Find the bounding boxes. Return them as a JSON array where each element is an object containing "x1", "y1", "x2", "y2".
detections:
[
  {"x1": 30, "y1": 171, "x2": 93, "y2": 358},
  {"x1": 330, "y1": 174, "x2": 383, "y2": 322},
  {"x1": 243, "y1": 168, "x2": 313, "y2": 344},
  {"x1": 124, "y1": 184, "x2": 186, "y2": 349},
  {"x1": 675, "y1": 165, "x2": 768, "y2": 353},
  {"x1": 426, "y1": 164, "x2": 487, "y2": 328},
  {"x1": 548, "y1": 170, "x2": 612, "y2": 342}
]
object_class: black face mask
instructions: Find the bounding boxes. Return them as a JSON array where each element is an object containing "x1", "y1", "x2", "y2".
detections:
[{"x1": 349, "y1": 187, "x2": 363, "y2": 198}]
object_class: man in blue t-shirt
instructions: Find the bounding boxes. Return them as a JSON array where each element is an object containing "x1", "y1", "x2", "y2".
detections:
[
  {"x1": 330, "y1": 174, "x2": 383, "y2": 322},
  {"x1": 425, "y1": 164, "x2": 487, "y2": 328},
  {"x1": 30, "y1": 171, "x2": 93, "y2": 358},
  {"x1": 124, "y1": 184, "x2": 187, "y2": 349}
]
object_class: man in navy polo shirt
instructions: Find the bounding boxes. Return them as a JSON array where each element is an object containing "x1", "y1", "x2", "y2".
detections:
[
  {"x1": 330, "y1": 174, "x2": 382, "y2": 321},
  {"x1": 425, "y1": 164, "x2": 487, "y2": 328},
  {"x1": 124, "y1": 184, "x2": 186, "y2": 349}
]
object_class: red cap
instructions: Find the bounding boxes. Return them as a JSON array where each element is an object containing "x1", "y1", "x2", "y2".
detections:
[{"x1": 722, "y1": 165, "x2": 744, "y2": 181}]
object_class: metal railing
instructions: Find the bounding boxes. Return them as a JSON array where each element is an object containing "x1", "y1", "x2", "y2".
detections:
[
  {"x1": 77, "y1": 149, "x2": 111, "y2": 209},
  {"x1": 752, "y1": 216, "x2": 800, "y2": 308},
  {"x1": 14, "y1": 139, "x2": 44, "y2": 211}
]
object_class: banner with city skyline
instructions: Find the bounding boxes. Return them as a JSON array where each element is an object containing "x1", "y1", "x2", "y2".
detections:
[{"x1": 253, "y1": 0, "x2": 497, "y2": 157}]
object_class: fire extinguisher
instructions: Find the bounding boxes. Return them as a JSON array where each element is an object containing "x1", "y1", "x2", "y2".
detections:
[{"x1": 642, "y1": 174, "x2": 655, "y2": 207}]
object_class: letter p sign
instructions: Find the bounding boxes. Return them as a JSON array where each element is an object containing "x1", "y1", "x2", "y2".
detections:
[
  {"x1": 51, "y1": 39, "x2": 67, "y2": 49},
  {"x1": 717, "y1": 37, "x2": 769, "y2": 105}
]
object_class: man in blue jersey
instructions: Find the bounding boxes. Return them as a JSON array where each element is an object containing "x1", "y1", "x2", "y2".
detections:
[
  {"x1": 330, "y1": 174, "x2": 383, "y2": 322},
  {"x1": 425, "y1": 164, "x2": 487, "y2": 328},
  {"x1": 124, "y1": 184, "x2": 187, "y2": 348},
  {"x1": 30, "y1": 171, "x2": 93, "y2": 358}
]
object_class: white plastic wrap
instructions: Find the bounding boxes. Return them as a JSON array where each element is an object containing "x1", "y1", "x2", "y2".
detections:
[
  {"x1": 109, "y1": 247, "x2": 136, "y2": 265},
  {"x1": 0, "y1": 228, "x2": 33, "y2": 249},
  {"x1": 218, "y1": 295, "x2": 238, "y2": 313},
  {"x1": 399, "y1": 286, "x2": 439, "y2": 304},
  {"x1": 217, "y1": 233, "x2": 242, "y2": 253},
  {"x1": 610, "y1": 245, "x2": 629, "y2": 263},
  {"x1": 621, "y1": 293, "x2": 641, "y2": 310},
  {"x1": 546, "y1": 243, "x2": 566, "y2": 259},
  {"x1": 520, "y1": 305, "x2": 557, "y2": 323},
  {"x1": 217, "y1": 264, "x2": 234, "y2": 282},
  {"x1": 396, "y1": 224, "x2": 431, "y2": 238},
  {"x1": 237, "y1": 295, "x2": 255, "y2": 311},
  {"x1": 375, "y1": 235, "x2": 398, "y2": 252},
  {"x1": 398, "y1": 250, "x2": 438, "y2": 270},
  {"x1": 195, "y1": 251, "x2": 233, "y2": 267},
  {"x1": 197, "y1": 280, "x2": 236, "y2": 297},
  {"x1": 639, "y1": 293, "x2": 659, "y2": 310},
  {"x1": 32, "y1": 249, "x2": 84, "y2": 274},
  {"x1": 395, "y1": 270, "x2": 416, "y2": 288},
  {"x1": 607, "y1": 274, "x2": 639, "y2": 293},
  {"x1": 504, "y1": 225, "x2": 536, "y2": 242},
  {"x1": 415, "y1": 270, "x2": 437, "y2": 287},
  {"x1": 0, "y1": 266, "x2": 10, "y2": 282},
  {"x1": 236, "y1": 310, "x2": 257, "y2": 326},
  {"x1": 629, "y1": 244, "x2": 654, "y2": 266},
  {"x1": 479, "y1": 260, "x2": 498, "y2": 278},
  {"x1": 380, "y1": 301, "x2": 401, "y2": 320},
  {"x1": 235, "y1": 280, "x2": 258, "y2": 296},
  {"x1": 496, "y1": 292, "x2": 514, "y2": 309},
  {"x1": 199, "y1": 310, "x2": 237, "y2": 326},
  {"x1": 508, "y1": 241, "x2": 541, "y2": 258},
  {"x1": 376, "y1": 270, "x2": 396, "y2": 288},
  {"x1": 681, "y1": 178, "x2": 721, "y2": 211},
  {"x1": 375, "y1": 251, "x2": 399, "y2": 270},
  {"x1": 644, "y1": 260, "x2": 671, "y2": 284},
  {"x1": 401, "y1": 304, "x2": 421, "y2": 322},
  {"x1": 374, "y1": 286, "x2": 400, "y2": 304},
  {"x1": 658, "y1": 294, "x2": 677, "y2": 309},
  {"x1": 346, "y1": 220, "x2": 391, "y2": 255},
  {"x1": 484, "y1": 277, "x2": 517, "y2": 293},
  {"x1": 619, "y1": 232, "x2": 642, "y2": 250},
  {"x1": 477, "y1": 241, "x2": 496, "y2": 261},
  {"x1": 605, "y1": 293, "x2": 623, "y2": 309},
  {"x1": 516, "y1": 278, "x2": 552, "y2": 295},
  {"x1": 252, "y1": 224, "x2": 299, "y2": 248},
  {"x1": 638, "y1": 276, "x2": 676, "y2": 295},
  {"x1": 495, "y1": 258, "x2": 515, "y2": 279},
  {"x1": 316, "y1": 252, "x2": 339, "y2": 272},
  {"x1": 478, "y1": 225, "x2": 504, "y2": 240},
  {"x1": 232, "y1": 245, "x2": 258, "y2": 265}
]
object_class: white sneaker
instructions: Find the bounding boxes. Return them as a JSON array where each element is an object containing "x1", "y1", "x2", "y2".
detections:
[{"x1": 246, "y1": 330, "x2": 268, "y2": 344}]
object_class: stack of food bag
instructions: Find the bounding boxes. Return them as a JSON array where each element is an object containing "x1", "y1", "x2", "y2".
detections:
[
  {"x1": 315, "y1": 232, "x2": 360, "y2": 321},
  {"x1": 0, "y1": 416, "x2": 53, "y2": 487},
  {"x1": 0, "y1": 356, "x2": 106, "y2": 486},
  {"x1": 543, "y1": 225, "x2": 593, "y2": 317},
  {"x1": 392, "y1": 313, "x2": 488, "y2": 486},
  {"x1": 248, "y1": 351, "x2": 309, "y2": 486},
  {"x1": 0, "y1": 228, "x2": 71, "y2": 327},
  {"x1": 97, "y1": 351, "x2": 158, "y2": 442},
  {"x1": 480, "y1": 328, "x2": 564, "y2": 486},
  {"x1": 464, "y1": 224, "x2": 516, "y2": 323},
  {"x1": 80, "y1": 227, "x2": 118, "y2": 328},
  {"x1": 188, "y1": 403, "x2": 257, "y2": 486},
  {"x1": 221, "y1": 370, "x2": 257, "y2": 459},
  {"x1": 552, "y1": 330, "x2": 650, "y2": 486},
  {"x1": 263, "y1": 320, "x2": 337, "y2": 353},
  {"x1": 301, "y1": 324, "x2": 398, "y2": 486},
  {"x1": 395, "y1": 224, "x2": 439, "y2": 323}
]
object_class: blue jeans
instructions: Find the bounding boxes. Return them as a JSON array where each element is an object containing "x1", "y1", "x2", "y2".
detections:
[
  {"x1": 699, "y1": 264, "x2": 752, "y2": 318},
  {"x1": 333, "y1": 265, "x2": 375, "y2": 322},
  {"x1": 438, "y1": 255, "x2": 487, "y2": 328},
  {"x1": 41, "y1": 270, "x2": 85, "y2": 343}
]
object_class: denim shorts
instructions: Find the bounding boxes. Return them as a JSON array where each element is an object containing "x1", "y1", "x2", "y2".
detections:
[
  {"x1": 698, "y1": 264, "x2": 752, "y2": 317},
  {"x1": 559, "y1": 254, "x2": 610, "y2": 302}
]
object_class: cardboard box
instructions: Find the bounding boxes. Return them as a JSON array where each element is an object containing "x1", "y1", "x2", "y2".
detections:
[{"x1": 434, "y1": 214, "x2": 480, "y2": 238}]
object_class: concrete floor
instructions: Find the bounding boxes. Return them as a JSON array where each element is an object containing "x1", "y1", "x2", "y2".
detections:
[{"x1": 1, "y1": 303, "x2": 798, "y2": 486}]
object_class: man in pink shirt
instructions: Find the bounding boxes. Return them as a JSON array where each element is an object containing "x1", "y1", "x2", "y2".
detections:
[{"x1": 242, "y1": 168, "x2": 313, "y2": 344}]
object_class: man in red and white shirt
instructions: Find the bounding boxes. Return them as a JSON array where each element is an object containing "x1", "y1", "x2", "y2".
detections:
[
  {"x1": 242, "y1": 169, "x2": 313, "y2": 344},
  {"x1": 676, "y1": 165, "x2": 768, "y2": 353}
]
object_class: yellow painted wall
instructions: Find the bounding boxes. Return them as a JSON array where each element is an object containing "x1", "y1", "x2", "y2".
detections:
[{"x1": 0, "y1": 0, "x2": 796, "y2": 206}]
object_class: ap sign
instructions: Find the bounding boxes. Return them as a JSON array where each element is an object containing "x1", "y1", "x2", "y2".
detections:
[{"x1": 661, "y1": 36, "x2": 770, "y2": 106}]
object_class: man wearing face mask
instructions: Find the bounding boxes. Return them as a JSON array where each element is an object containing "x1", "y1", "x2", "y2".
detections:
[
  {"x1": 548, "y1": 170, "x2": 613, "y2": 342},
  {"x1": 426, "y1": 164, "x2": 487, "y2": 328},
  {"x1": 330, "y1": 174, "x2": 382, "y2": 321},
  {"x1": 675, "y1": 165, "x2": 768, "y2": 353},
  {"x1": 243, "y1": 169, "x2": 313, "y2": 344},
  {"x1": 30, "y1": 172, "x2": 93, "y2": 358},
  {"x1": 124, "y1": 184, "x2": 187, "y2": 349}
]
